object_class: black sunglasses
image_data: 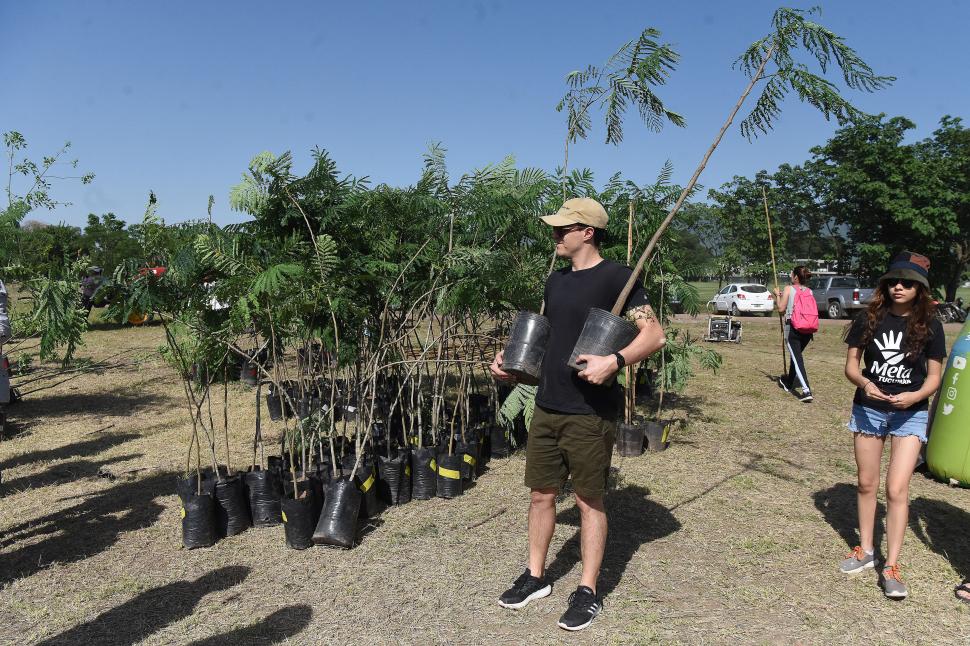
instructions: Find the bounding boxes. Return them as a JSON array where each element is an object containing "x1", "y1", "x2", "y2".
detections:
[
  {"x1": 886, "y1": 278, "x2": 917, "y2": 289},
  {"x1": 552, "y1": 224, "x2": 589, "y2": 237}
]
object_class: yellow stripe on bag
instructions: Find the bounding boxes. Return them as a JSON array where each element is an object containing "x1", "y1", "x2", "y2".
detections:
[
  {"x1": 439, "y1": 465, "x2": 461, "y2": 480},
  {"x1": 463, "y1": 454, "x2": 477, "y2": 466},
  {"x1": 360, "y1": 472, "x2": 376, "y2": 493},
  {"x1": 405, "y1": 465, "x2": 412, "y2": 476},
  {"x1": 429, "y1": 459, "x2": 437, "y2": 472},
  {"x1": 281, "y1": 510, "x2": 288, "y2": 523},
  {"x1": 180, "y1": 507, "x2": 186, "y2": 519}
]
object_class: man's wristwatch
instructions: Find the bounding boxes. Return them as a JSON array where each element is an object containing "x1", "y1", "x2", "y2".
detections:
[{"x1": 613, "y1": 352, "x2": 626, "y2": 369}]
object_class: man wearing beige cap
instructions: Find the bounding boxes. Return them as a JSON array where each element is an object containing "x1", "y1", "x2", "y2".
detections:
[{"x1": 490, "y1": 197, "x2": 666, "y2": 630}]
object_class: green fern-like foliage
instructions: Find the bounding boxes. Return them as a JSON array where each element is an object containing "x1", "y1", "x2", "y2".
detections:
[
  {"x1": 497, "y1": 383, "x2": 537, "y2": 434},
  {"x1": 557, "y1": 27, "x2": 685, "y2": 147},
  {"x1": 736, "y1": 6, "x2": 895, "y2": 140}
]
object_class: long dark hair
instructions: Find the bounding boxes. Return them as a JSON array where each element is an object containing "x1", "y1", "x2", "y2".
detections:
[
  {"x1": 844, "y1": 280, "x2": 937, "y2": 356},
  {"x1": 792, "y1": 266, "x2": 812, "y2": 285}
]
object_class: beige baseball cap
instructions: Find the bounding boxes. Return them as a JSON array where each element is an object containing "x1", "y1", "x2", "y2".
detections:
[{"x1": 540, "y1": 197, "x2": 608, "y2": 229}]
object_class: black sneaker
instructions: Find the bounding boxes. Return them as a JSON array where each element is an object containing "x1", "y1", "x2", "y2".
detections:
[
  {"x1": 557, "y1": 585, "x2": 602, "y2": 631},
  {"x1": 799, "y1": 391, "x2": 814, "y2": 403},
  {"x1": 498, "y1": 568, "x2": 552, "y2": 609},
  {"x1": 777, "y1": 377, "x2": 791, "y2": 394}
]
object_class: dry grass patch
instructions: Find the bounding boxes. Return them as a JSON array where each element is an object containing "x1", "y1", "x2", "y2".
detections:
[{"x1": 0, "y1": 316, "x2": 968, "y2": 644}]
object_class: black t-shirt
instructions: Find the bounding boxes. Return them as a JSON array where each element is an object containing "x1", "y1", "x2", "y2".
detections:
[
  {"x1": 844, "y1": 310, "x2": 947, "y2": 411},
  {"x1": 535, "y1": 259, "x2": 650, "y2": 418}
]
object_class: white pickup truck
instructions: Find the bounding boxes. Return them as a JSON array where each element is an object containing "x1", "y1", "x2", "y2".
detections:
[{"x1": 808, "y1": 275, "x2": 875, "y2": 319}]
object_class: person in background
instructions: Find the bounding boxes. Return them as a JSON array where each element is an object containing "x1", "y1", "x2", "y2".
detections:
[
  {"x1": 838, "y1": 251, "x2": 946, "y2": 600},
  {"x1": 774, "y1": 265, "x2": 815, "y2": 402}
]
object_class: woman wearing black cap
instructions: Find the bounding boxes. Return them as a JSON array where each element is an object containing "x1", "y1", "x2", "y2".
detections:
[{"x1": 838, "y1": 251, "x2": 946, "y2": 600}]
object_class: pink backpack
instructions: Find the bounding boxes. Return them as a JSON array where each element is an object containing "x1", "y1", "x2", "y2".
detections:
[{"x1": 791, "y1": 286, "x2": 819, "y2": 333}]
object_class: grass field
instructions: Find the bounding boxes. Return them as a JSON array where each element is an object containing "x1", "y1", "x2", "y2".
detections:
[{"x1": 0, "y1": 315, "x2": 968, "y2": 644}]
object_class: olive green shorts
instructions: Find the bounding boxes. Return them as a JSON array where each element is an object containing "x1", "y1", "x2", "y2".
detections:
[{"x1": 524, "y1": 405, "x2": 616, "y2": 498}]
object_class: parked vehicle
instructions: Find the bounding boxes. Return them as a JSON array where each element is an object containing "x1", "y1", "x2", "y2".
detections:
[
  {"x1": 708, "y1": 283, "x2": 774, "y2": 316},
  {"x1": 936, "y1": 301, "x2": 968, "y2": 324},
  {"x1": 808, "y1": 275, "x2": 874, "y2": 319}
]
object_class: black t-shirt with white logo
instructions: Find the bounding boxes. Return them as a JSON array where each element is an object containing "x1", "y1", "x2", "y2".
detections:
[
  {"x1": 535, "y1": 259, "x2": 649, "y2": 418},
  {"x1": 844, "y1": 311, "x2": 947, "y2": 411}
]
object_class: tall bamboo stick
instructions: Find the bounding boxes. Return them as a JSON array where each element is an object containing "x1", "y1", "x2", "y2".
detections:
[{"x1": 762, "y1": 186, "x2": 787, "y2": 376}]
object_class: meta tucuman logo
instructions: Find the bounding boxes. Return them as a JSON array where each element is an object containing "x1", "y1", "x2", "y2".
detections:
[{"x1": 870, "y1": 330, "x2": 912, "y2": 383}]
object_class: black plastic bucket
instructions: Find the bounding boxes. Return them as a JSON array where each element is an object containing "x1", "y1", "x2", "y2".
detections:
[
  {"x1": 214, "y1": 475, "x2": 252, "y2": 537},
  {"x1": 266, "y1": 387, "x2": 285, "y2": 421},
  {"x1": 502, "y1": 311, "x2": 551, "y2": 385},
  {"x1": 312, "y1": 477, "x2": 361, "y2": 548},
  {"x1": 645, "y1": 420, "x2": 671, "y2": 452},
  {"x1": 411, "y1": 447, "x2": 437, "y2": 500},
  {"x1": 567, "y1": 308, "x2": 639, "y2": 372},
  {"x1": 181, "y1": 492, "x2": 217, "y2": 549},
  {"x1": 616, "y1": 423, "x2": 645, "y2": 457},
  {"x1": 458, "y1": 440, "x2": 479, "y2": 481},
  {"x1": 436, "y1": 453, "x2": 464, "y2": 499},
  {"x1": 244, "y1": 468, "x2": 283, "y2": 527},
  {"x1": 489, "y1": 424, "x2": 510, "y2": 459},
  {"x1": 281, "y1": 481, "x2": 319, "y2": 550},
  {"x1": 378, "y1": 452, "x2": 411, "y2": 505},
  {"x1": 354, "y1": 460, "x2": 381, "y2": 519}
]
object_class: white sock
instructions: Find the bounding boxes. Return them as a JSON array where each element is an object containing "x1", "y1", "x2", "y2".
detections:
[{"x1": 864, "y1": 548, "x2": 874, "y2": 556}]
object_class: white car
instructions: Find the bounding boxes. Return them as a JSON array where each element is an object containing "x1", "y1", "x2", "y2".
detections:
[{"x1": 709, "y1": 283, "x2": 775, "y2": 316}]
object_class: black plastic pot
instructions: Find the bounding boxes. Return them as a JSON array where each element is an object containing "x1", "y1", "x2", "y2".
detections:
[
  {"x1": 436, "y1": 453, "x2": 464, "y2": 499},
  {"x1": 266, "y1": 386, "x2": 285, "y2": 421},
  {"x1": 645, "y1": 421, "x2": 670, "y2": 452},
  {"x1": 616, "y1": 422, "x2": 645, "y2": 457},
  {"x1": 239, "y1": 348, "x2": 268, "y2": 387},
  {"x1": 567, "y1": 308, "x2": 639, "y2": 373},
  {"x1": 176, "y1": 473, "x2": 216, "y2": 501},
  {"x1": 457, "y1": 440, "x2": 479, "y2": 481},
  {"x1": 490, "y1": 424, "x2": 510, "y2": 459},
  {"x1": 312, "y1": 477, "x2": 361, "y2": 549},
  {"x1": 214, "y1": 475, "x2": 252, "y2": 537},
  {"x1": 243, "y1": 468, "x2": 283, "y2": 527},
  {"x1": 378, "y1": 451, "x2": 411, "y2": 505},
  {"x1": 354, "y1": 459, "x2": 381, "y2": 519},
  {"x1": 502, "y1": 311, "x2": 551, "y2": 386},
  {"x1": 411, "y1": 447, "x2": 437, "y2": 500},
  {"x1": 181, "y1": 492, "x2": 217, "y2": 549},
  {"x1": 281, "y1": 481, "x2": 319, "y2": 550}
]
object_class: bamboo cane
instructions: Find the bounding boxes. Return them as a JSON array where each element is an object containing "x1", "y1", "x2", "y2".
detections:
[
  {"x1": 762, "y1": 186, "x2": 787, "y2": 376},
  {"x1": 610, "y1": 43, "x2": 776, "y2": 316},
  {"x1": 626, "y1": 200, "x2": 634, "y2": 426}
]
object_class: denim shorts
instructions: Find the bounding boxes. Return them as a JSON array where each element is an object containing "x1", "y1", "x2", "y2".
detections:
[{"x1": 847, "y1": 404, "x2": 929, "y2": 443}]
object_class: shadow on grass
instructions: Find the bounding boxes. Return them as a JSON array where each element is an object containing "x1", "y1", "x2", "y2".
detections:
[
  {"x1": 0, "y1": 453, "x2": 140, "y2": 492},
  {"x1": 544, "y1": 484, "x2": 680, "y2": 600},
  {"x1": 656, "y1": 392, "x2": 715, "y2": 424},
  {"x1": 910, "y1": 497, "x2": 970, "y2": 583},
  {"x1": 0, "y1": 432, "x2": 138, "y2": 472},
  {"x1": 35, "y1": 566, "x2": 251, "y2": 646},
  {"x1": 812, "y1": 482, "x2": 885, "y2": 553},
  {"x1": 186, "y1": 604, "x2": 313, "y2": 646},
  {"x1": 19, "y1": 388, "x2": 175, "y2": 420},
  {"x1": 0, "y1": 472, "x2": 170, "y2": 585}
]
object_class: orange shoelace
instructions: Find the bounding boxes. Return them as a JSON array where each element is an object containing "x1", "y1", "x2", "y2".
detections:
[
  {"x1": 847, "y1": 546, "x2": 867, "y2": 561},
  {"x1": 883, "y1": 564, "x2": 903, "y2": 582}
]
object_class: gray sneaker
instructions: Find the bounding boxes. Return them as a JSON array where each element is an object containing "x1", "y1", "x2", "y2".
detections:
[
  {"x1": 881, "y1": 565, "x2": 908, "y2": 599},
  {"x1": 839, "y1": 546, "x2": 875, "y2": 574}
]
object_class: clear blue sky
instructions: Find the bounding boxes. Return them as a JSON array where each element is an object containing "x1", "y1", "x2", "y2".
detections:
[{"x1": 2, "y1": 0, "x2": 968, "y2": 227}]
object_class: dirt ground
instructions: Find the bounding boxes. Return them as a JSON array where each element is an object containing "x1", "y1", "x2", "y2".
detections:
[{"x1": 1, "y1": 315, "x2": 968, "y2": 645}]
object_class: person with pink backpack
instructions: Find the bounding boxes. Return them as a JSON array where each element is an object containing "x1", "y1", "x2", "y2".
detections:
[{"x1": 775, "y1": 266, "x2": 819, "y2": 402}]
